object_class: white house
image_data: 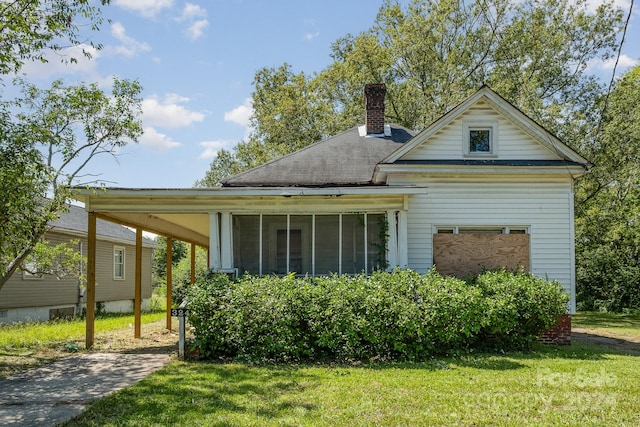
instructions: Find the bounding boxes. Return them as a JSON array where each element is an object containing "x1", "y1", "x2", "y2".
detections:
[{"x1": 74, "y1": 85, "x2": 589, "y2": 319}]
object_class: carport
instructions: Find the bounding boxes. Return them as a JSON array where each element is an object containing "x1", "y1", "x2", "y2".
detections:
[{"x1": 74, "y1": 188, "x2": 214, "y2": 349}]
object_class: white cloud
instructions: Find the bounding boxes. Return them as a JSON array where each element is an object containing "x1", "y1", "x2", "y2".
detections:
[
  {"x1": 114, "y1": 0, "x2": 174, "y2": 19},
  {"x1": 588, "y1": 54, "x2": 639, "y2": 75},
  {"x1": 199, "y1": 140, "x2": 232, "y2": 159},
  {"x1": 224, "y1": 98, "x2": 253, "y2": 127},
  {"x1": 110, "y1": 22, "x2": 151, "y2": 57},
  {"x1": 19, "y1": 44, "x2": 99, "y2": 79},
  {"x1": 176, "y1": 3, "x2": 208, "y2": 41},
  {"x1": 600, "y1": 54, "x2": 639, "y2": 71},
  {"x1": 177, "y1": 3, "x2": 207, "y2": 21},
  {"x1": 142, "y1": 94, "x2": 205, "y2": 128},
  {"x1": 304, "y1": 31, "x2": 320, "y2": 41},
  {"x1": 186, "y1": 19, "x2": 209, "y2": 41},
  {"x1": 139, "y1": 127, "x2": 182, "y2": 151}
]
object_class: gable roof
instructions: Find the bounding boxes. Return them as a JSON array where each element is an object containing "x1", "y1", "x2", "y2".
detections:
[
  {"x1": 381, "y1": 85, "x2": 590, "y2": 166},
  {"x1": 222, "y1": 125, "x2": 415, "y2": 187},
  {"x1": 51, "y1": 204, "x2": 156, "y2": 246}
]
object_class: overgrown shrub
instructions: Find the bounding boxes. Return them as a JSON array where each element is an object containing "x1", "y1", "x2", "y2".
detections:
[{"x1": 186, "y1": 269, "x2": 568, "y2": 362}]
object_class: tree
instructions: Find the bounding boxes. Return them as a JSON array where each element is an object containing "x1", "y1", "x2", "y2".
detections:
[
  {"x1": 152, "y1": 236, "x2": 189, "y2": 282},
  {"x1": 199, "y1": 0, "x2": 624, "y2": 185},
  {"x1": 575, "y1": 65, "x2": 640, "y2": 311},
  {"x1": 0, "y1": 77, "x2": 143, "y2": 290},
  {"x1": 0, "y1": 0, "x2": 145, "y2": 291},
  {"x1": 0, "y1": 0, "x2": 109, "y2": 75}
]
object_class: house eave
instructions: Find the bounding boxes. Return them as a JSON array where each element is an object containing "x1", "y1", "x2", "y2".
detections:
[
  {"x1": 71, "y1": 185, "x2": 428, "y2": 200},
  {"x1": 373, "y1": 162, "x2": 588, "y2": 183}
]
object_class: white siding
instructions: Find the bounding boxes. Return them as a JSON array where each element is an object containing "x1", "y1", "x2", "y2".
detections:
[
  {"x1": 400, "y1": 101, "x2": 560, "y2": 161},
  {"x1": 396, "y1": 175, "x2": 575, "y2": 307}
]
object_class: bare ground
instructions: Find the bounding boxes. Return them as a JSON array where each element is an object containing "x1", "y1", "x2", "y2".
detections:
[
  {"x1": 571, "y1": 327, "x2": 640, "y2": 355},
  {"x1": 0, "y1": 319, "x2": 179, "y2": 378}
]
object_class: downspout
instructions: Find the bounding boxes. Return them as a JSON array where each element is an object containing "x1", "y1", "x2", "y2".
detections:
[{"x1": 77, "y1": 241, "x2": 85, "y2": 316}]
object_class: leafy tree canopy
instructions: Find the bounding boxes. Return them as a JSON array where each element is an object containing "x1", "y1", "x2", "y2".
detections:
[{"x1": 0, "y1": 0, "x2": 144, "y2": 290}]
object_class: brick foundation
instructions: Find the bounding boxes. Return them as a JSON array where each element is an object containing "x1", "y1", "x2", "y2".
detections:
[{"x1": 539, "y1": 314, "x2": 571, "y2": 345}]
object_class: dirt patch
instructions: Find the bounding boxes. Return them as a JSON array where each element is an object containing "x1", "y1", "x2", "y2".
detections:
[
  {"x1": 0, "y1": 320, "x2": 179, "y2": 378},
  {"x1": 572, "y1": 327, "x2": 640, "y2": 355}
]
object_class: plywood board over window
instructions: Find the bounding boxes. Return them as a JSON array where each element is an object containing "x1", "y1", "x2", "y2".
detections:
[{"x1": 433, "y1": 233, "x2": 530, "y2": 278}]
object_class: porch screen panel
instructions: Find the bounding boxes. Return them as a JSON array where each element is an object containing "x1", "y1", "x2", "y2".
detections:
[
  {"x1": 232, "y1": 215, "x2": 260, "y2": 275},
  {"x1": 315, "y1": 215, "x2": 340, "y2": 275},
  {"x1": 290, "y1": 215, "x2": 312, "y2": 275},
  {"x1": 262, "y1": 215, "x2": 287, "y2": 275},
  {"x1": 342, "y1": 214, "x2": 365, "y2": 274},
  {"x1": 367, "y1": 213, "x2": 385, "y2": 272}
]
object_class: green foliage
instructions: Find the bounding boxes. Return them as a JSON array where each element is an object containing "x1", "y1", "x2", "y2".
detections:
[
  {"x1": 0, "y1": 0, "x2": 110, "y2": 76},
  {"x1": 23, "y1": 239, "x2": 86, "y2": 283},
  {"x1": 152, "y1": 236, "x2": 189, "y2": 281},
  {"x1": 0, "y1": 77, "x2": 143, "y2": 290},
  {"x1": 575, "y1": 65, "x2": 640, "y2": 312},
  {"x1": 170, "y1": 245, "x2": 208, "y2": 306},
  {"x1": 469, "y1": 269, "x2": 570, "y2": 347},
  {"x1": 0, "y1": 1, "x2": 143, "y2": 291},
  {"x1": 187, "y1": 269, "x2": 568, "y2": 362}
]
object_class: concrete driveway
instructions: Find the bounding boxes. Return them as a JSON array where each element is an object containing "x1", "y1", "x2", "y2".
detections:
[{"x1": 0, "y1": 352, "x2": 171, "y2": 426}]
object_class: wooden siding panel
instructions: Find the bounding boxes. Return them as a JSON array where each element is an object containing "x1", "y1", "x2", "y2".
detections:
[{"x1": 400, "y1": 101, "x2": 560, "y2": 161}]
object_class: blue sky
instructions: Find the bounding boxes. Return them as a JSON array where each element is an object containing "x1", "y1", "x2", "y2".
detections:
[{"x1": 17, "y1": 0, "x2": 640, "y2": 188}]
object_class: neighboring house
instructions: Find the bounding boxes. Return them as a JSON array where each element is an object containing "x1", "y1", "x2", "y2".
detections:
[
  {"x1": 74, "y1": 84, "x2": 589, "y2": 314},
  {"x1": 0, "y1": 204, "x2": 155, "y2": 324}
]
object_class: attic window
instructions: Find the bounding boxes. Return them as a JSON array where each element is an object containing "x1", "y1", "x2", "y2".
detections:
[{"x1": 464, "y1": 122, "x2": 498, "y2": 156}]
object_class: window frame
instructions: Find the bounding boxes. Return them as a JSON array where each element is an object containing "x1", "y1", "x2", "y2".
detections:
[
  {"x1": 463, "y1": 121, "x2": 498, "y2": 157},
  {"x1": 113, "y1": 245, "x2": 126, "y2": 280}
]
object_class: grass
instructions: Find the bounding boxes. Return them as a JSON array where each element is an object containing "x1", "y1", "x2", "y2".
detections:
[
  {"x1": 63, "y1": 342, "x2": 639, "y2": 426},
  {"x1": 60, "y1": 311, "x2": 640, "y2": 427}
]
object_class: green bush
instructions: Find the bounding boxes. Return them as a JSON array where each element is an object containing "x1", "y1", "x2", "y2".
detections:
[
  {"x1": 186, "y1": 269, "x2": 568, "y2": 362},
  {"x1": 469, "y1": 269, "x2": 569, "y2": 348}
]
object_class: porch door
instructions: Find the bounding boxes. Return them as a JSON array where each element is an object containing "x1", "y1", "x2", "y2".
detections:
[{"x1": 276, "y1": 229, "x2": 302, "y2": 274}]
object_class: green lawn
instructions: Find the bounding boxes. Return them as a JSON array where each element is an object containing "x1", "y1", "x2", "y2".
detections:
[{"x1": 62, "y1": 316, "x2": 640, "y2": 427}]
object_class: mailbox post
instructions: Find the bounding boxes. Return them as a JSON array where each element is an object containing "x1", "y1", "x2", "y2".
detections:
[{"x1": 170, "y1": 303, "x2": 190, "y2": 358}]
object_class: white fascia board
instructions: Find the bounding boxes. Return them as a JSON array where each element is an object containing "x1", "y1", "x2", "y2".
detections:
[
  {"x1": 73, "y1": 186, "x2": 428, "y2": 199},
  {"x1": 376, "y1": 163, "x2": 588, "y2": 177}
]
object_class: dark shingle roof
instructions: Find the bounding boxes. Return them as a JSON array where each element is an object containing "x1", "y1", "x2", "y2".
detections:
[
  {"x1": 51, "y1": 204, "x2": 156, "y2": 245},
  {"x1": 222, "y1": 125, "x2": 415, "y2": 187}
]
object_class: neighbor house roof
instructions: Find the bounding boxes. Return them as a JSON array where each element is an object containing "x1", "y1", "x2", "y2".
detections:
[
  {"x1": 222, "y1": 125, "x2": 415, "y2": 187},
  {"x1": 51, "y1": 204, "x2": 156, "y2": 246}
]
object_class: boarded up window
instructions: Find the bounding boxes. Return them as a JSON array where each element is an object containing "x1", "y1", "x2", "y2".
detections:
[{"x1": 433, "y1": 233, "x2": 529, "y2": 278}]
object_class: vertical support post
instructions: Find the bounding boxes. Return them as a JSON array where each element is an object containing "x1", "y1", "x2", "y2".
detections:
[
  {"x1": 220, "y1": 212, "x2": 233, "y2": 269},
  {"x1": 86, "y1": 212, "x2": 96, "y2": 349},
  {"x1": 166, "y1": 237, "x2": 173, "y2": 330},
  {"x1": 209, "y1": 213, "x2": 221, "y2": 269},
  {"x1": 190, "y1": 243, "x2": 196, "y2": 284},
  {"x1": 134, "y1": 228, "x2": 142, "y2": 339},
  {"x1": 397, "y1": 210, "x2": 408, "y2": 268},
  {"x1": 386, "y1": 210, "x2": 398, "y2": 270}
]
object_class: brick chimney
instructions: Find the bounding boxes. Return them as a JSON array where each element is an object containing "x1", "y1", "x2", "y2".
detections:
[{"x1": 364, "y1": 83, "x2": 386, "y2": 135}]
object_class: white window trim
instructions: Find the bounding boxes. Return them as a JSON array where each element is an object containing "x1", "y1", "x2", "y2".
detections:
[
  {"x1": 22, "y1": 260, "x2": 43, "y2": 280},
  {"x1": 463, "y1": 121, "x2": 498, "y2": 157},
  {"x1": 434, "y1": 226, "x2": 530, "y2": 235},
  {"x1": 113, "y1": 245, "x2": 125, "y2": 280}
]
